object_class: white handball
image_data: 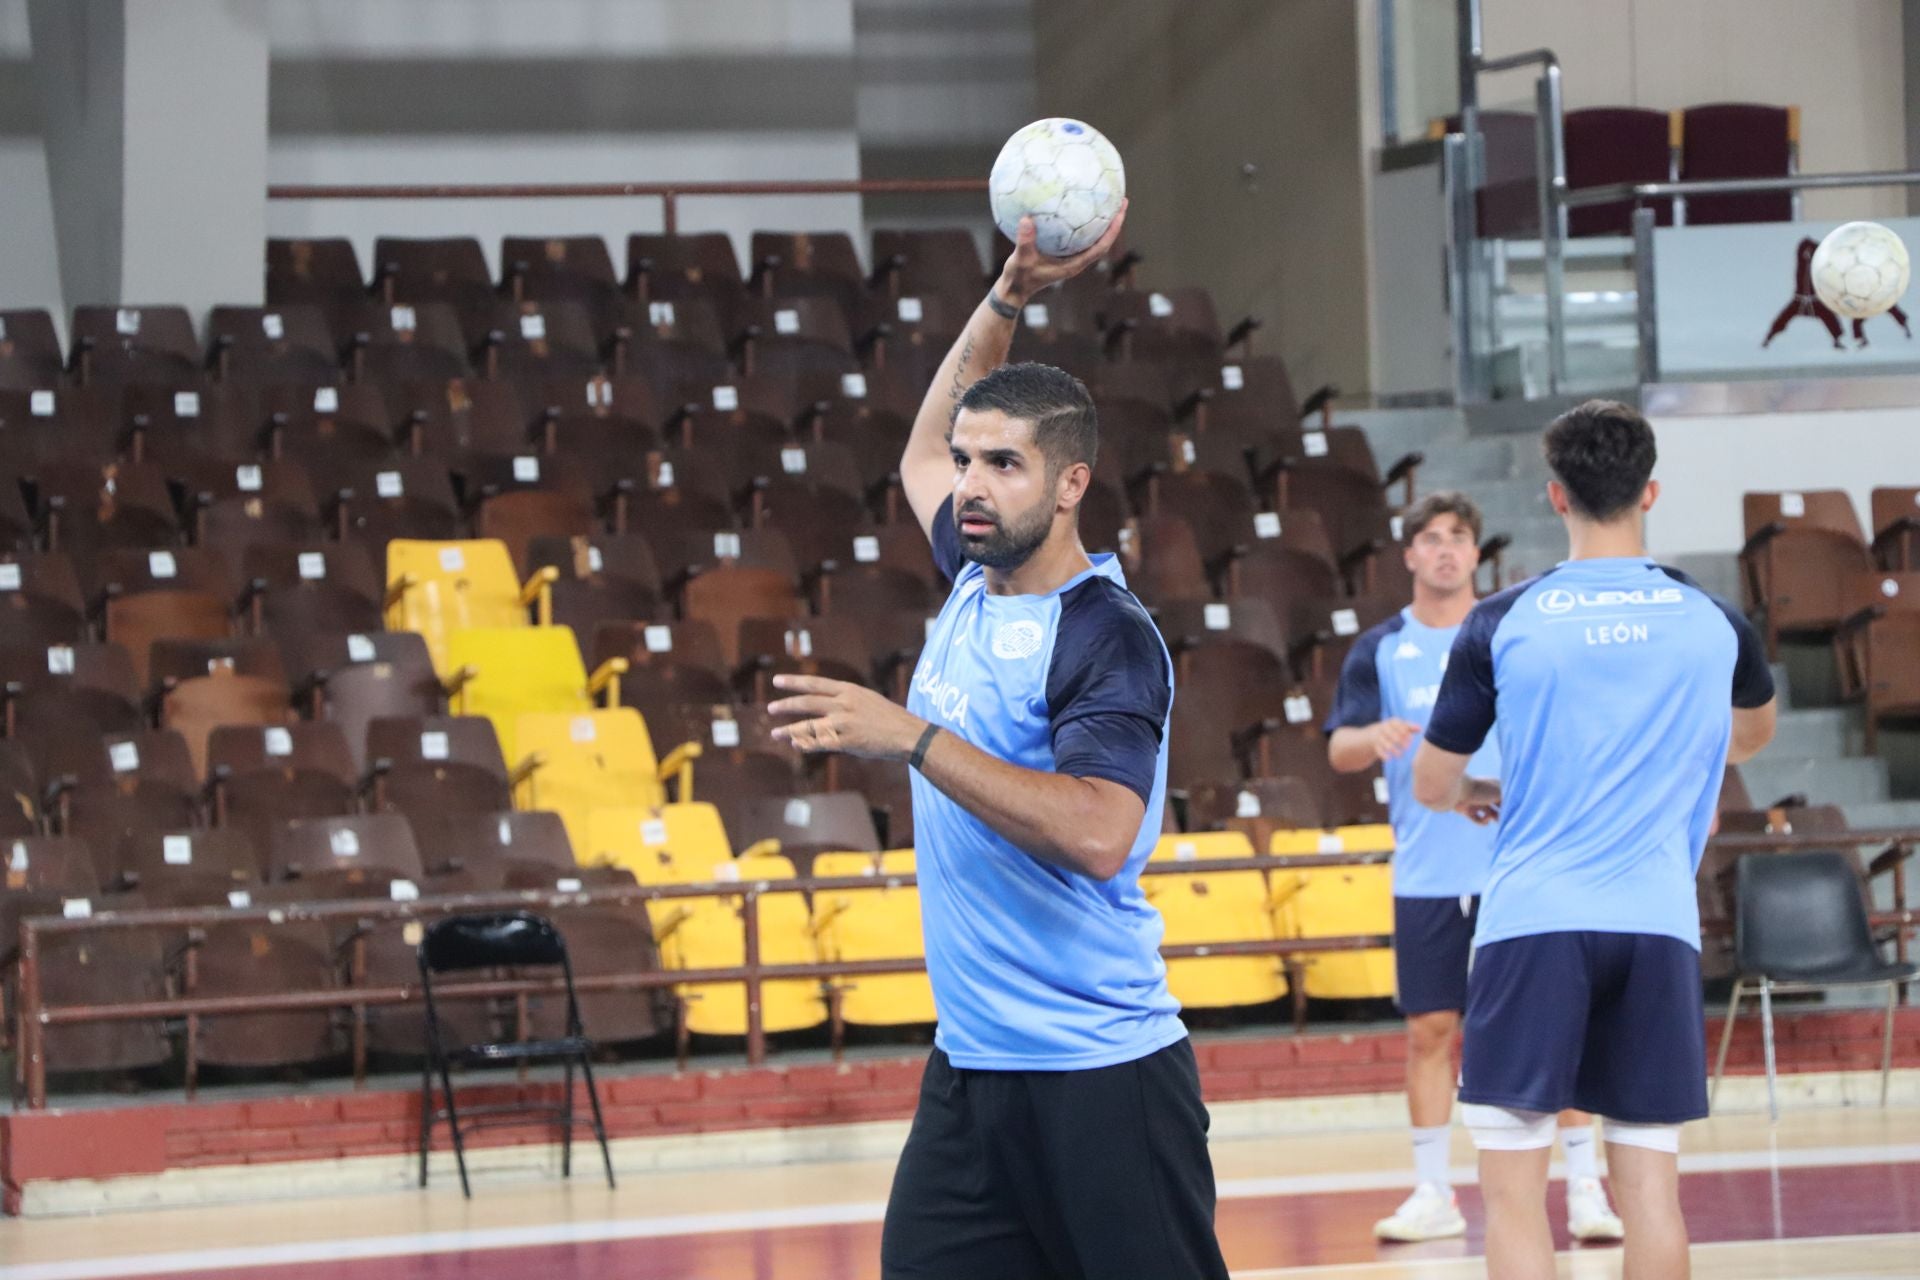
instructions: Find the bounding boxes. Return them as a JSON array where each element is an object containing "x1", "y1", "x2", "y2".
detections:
[
  {"x1": 1811, "y1": 221, "x2": 1911, "y2": 320},
  {"x1": 989, "y1": 118, "x2": 1125, "y2": 258}
]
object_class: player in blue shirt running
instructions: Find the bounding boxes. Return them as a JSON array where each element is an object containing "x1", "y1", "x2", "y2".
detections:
[
  {"x1": 1326, "y1": 492, "x2": 1621, "y2": 1245},
  {"x1": 765, "y1": 205, "x2": 1231, "y2": 1280},
  {"x1": 1413, "y1": 400, "x2": 1776, "y2": 1280}
]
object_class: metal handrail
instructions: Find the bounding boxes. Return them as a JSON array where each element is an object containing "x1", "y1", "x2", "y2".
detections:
[
  {"x1": 266, "y1": 176, "x2": 990, "y2": 236},
  {"x1": 10, "y1": 850, "x2": 1394, "y2": 1108},
  {"x1": 1563, "y1": 168, "x2": 1920, "y2": 209}
]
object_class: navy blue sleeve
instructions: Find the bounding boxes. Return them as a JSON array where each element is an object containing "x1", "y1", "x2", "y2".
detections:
[
  {"x1": 1322, "y1": 622, "x2": 1392, "y2": 735},
  {"x1": 1659, "y1": 568, "x2": 1777, "y2": 709},
  {"x1": 1046, "y1": 582, "x2": 1171, "y2": 806},
  {"x1": 929, "y1": 495, "x2": 965, "y2": 582},
  {"x1": 1425, "y1": 582, "x2": 1527, "y2": 755}
]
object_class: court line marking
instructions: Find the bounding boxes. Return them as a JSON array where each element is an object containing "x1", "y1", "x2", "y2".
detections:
[
  {"x1": 1230, "y1": 1231, "x2": 1920, "y2": 1278},
  {"x1": 3, "y1": 1146, "x2": 1917, "y2": 1280}
]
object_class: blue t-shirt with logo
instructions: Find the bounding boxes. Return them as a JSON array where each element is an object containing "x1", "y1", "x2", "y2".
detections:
[
  {"x1": 1425, "y1": 559, "x2": 1774, "y2": 950},
  {"x1": 1324, "y1": 608, "x2": 1501, "y2": 898},
  {"x1": 905, "y1": 498, "x2": 1186, "y2": 1070}
]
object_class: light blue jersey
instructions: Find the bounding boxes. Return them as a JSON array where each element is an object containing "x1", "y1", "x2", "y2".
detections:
[
  {"x1": 1324, "y1": 608, "x2": 1501, "y2": 898},
  {"x1": 905, "y1": 499, "x2": 1187, "y2": 1070},
  {"x1": 1426, "y1": 559, "x2": 1774, "y2": 950}
]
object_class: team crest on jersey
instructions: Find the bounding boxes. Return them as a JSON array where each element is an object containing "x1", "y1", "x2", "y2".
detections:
[
  {"x1": 1394, "y1": 640, "x2": 1422, "y2": 660},
  {"x1": 991, "y1": 620, "x2": 1044, "y2": 660}
]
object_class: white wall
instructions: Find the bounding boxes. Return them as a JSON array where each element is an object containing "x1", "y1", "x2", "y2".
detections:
[{"x1": 1647, "y1": 405, "x2": 1920, "y2": 555}]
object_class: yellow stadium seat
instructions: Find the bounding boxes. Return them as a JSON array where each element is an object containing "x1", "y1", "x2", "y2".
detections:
[
  {"x1": 811, "y1": 850, "x2": 936, "y2": 1026},
  {"x1": 444, "y1": 627, "x2": 627, "y2": 761},
  {"x1": 1270, "y1": 825, "x2": 1396, "y2": 999},
  {"x1": 652, "y1": 853, "x2": 829, "y2": 1036},
  {"x1": 1145, "y1": 833, "x2": 1293, "y2": 1009},
  {"x1": 514, "y1": 708, "x2": 698, "y2": 852},
  {"x1": 384, "y1": 538, "x2": 557, "y2": 672},
  {"x1": 581, "y1": 802, "x2": 739, "y2": 943}
]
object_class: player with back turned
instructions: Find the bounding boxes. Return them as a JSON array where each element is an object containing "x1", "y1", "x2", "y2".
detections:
[
  {"x1": 1412, "y1": 400, "x2": 1777, "y2": 1280},
  {"x1": 762, "y1": 202, "x2": 1232, "y2": 1279}
]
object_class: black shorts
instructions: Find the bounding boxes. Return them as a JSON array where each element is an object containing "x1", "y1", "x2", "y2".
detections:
[
  {"x1": 881, "y1": 1039, "x2": 1230, "y2": 1280},
  {"x1": 1393, "y1": 895, "x2": 1479, "y2": 1015},
  {"x1": 1460, "y1": 931, "x2": 1709, "y2": 1124}
]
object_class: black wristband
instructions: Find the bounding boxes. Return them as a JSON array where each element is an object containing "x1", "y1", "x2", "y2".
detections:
[
  {"x1": 985, "y1": 289, "x2": 1020, "y2": 322},
  {"x1": 909, "y1": 723, "x2": 942, "y2": 771}
]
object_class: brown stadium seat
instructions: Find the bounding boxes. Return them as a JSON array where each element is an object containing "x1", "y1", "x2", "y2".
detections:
[
  {"x1": 34, "y1": 888, "x2": 174, "y2": 1078},
  {"x1": 748, "y1": 230, "x2": 865, "y2": 311},
  {"x1": 1680, "y1": 103, "x2": 1794, "y2": 226},
  {"x1": 727, "y1": 791, "x2": 881, "y2": 877},
  {"x1": 1132, "y1": 470, "x2": 1260, "y2": 579},
  {"x1": 872, "y1": 227, "x2": 986, "y2": 297},
  {"x1": 0, "y1": 640, "x2": 142, "y2": 749},
  {"x1": 527, "y1": 531, "x2": 664, "y2": 635},
  {"x1": 262, "y1": 382, "x2": 400, "y2": 500},
  {"x1": 333, "y1": 457, "x2": 464, "y2": 548},
  {"x1": 1, "y1": 833, "x2": 100, "y2": 898},
  {"x1": 625, "y1": 232, "x2": 746, "y2": 314},
  {"x1": 122, "y1": 384, "x2": 265, "y2": 478},
  {"x1": 39, "y1": 461, "x2": 184, "y2": 564},
  {"x1": 1104, "y1": 286, "x2": 1241, "y2": 373},
  {"x1": 735, "y1": 297, "x2": 856, "y2": 379},
  {"x1": 526, "y1": 374, "x2": 662, "y2": 493},
  {"x1": 663, "y1": 371, "x2": 798, "y2": 459},
  {"x1": 680, "y1": 566, "x2": 804, "y2": 670},
  {"x1": 1834, "y1": 571, "x2": 1920, "y2": 750},
  {"x1": 1121, "y1": 515, "x2": 1213, "y2": 606},
  {"x1": 590, "y1": 619, "x2": 733, "y2": 731},
  {"x1": 736, "y1": 615, "x2": 871, "y2": 700},
  {"x1": 189, "y1": 459, "x2": 325, "y2": 553},
  {"x1": 0, "y1": 552, "x2": 89, "y2": 646},
  {"x1": 616, "y1": 294, "x2": 732, "y2": 388},
  {"x1": 371, "y1": 235, "x2": 496, "y2": 339},
  {"x1": 651, "y1": 525, "x2": 796, "y2": 592},
  {"x1": 94, "y1": 551, "x2": 239, "y2": 689},
  {"x1": 1328, "y1": 767, "x2": 1392, "y2": 827},
  {"x1": 51, "y1": 728, "x2": 201, "y2": 858},
  {"x1": 337, "y1": 300, "x2": 472, "y2": 384},
  {"x1": 268, "y1": 237, "x2": 367, "y2": 309},
  {"x1": 178, "y1": 916, "x2": 340, "y2": 1073},
  {"x1": 736, "y1": 437, "x2": 867, "y2": 509},
  {"x1": 523, "y1": 906, "x2": 668, "y2": 1045},
  {"x1": 472, "y1": 484, "x2": 600, "y2": 579},
  {"x1": 288, "y1": 629, "x2": 446, "y2": 771},
  {"x1": 477, "y1": 299, "x2": 606, "y2": 383},
  {"x1": 409, "y1": 808, "x2": 576, "y2": 887},
  {"x1": 207, "y1": 722, "x2": 359, "y2": 849},
  {"x1": 825, "y1": 754, "x2": 915, "y2": 850},
  {"x1": 1564, "y1": 106, "x2": 1676, "y2": 238},
  {"x1": 0, "y1": 386, "x2": 119, "y2": 465},
  {"x1": 1285, "y1": 592, "x2": 1402, "y2": 682},
  {"x1": 0, "y1": 469, "x2": 33, "y2": 552},
  {"x1": 150, "y1": 637, "x2": 293, "y2": 777},
  {"x1": 857, "y1": 289, "x2": 971, "y2": 380},
  {"x1": 1741, "y1": 490, "x2": 1872, "y2": 656},
  {"x1": 242, "y1": 542, "x2": 384, "y2": 637},
  {"x1": 1154, "y1": 596, "x2": 1290, "y2": 676},
  {"x1": 690, "y1": 743, "x2": 804, "y2": 847},
  {"x1": 268, "y1": 810, "x2": 426, "y2": 885},
  {"x1": 0, "y1": 309, "x2": 66, "y2": 389},
  {"x1": 208, "y1": 304, "x2": 340, "y2": 387},
  {"x1": 1184, "y1": 775, "x2": 1324, "y2": 844},
  {"x1": 502, "y1": 235, "x2": 622, "y2": 336},
  {"x1": 396, "y1": 377, "x2": 530, "y2": 463},
  {"x1": 0, "y1": 740, "x2": 40, "y2": 837},
  {"x1": 1870, "y1": 487, "x2": 1920, "y2": 571},
  {"x1": 69, "y1": 305, "x2": 200, "y2": 386},
  {"x1": 108, "y1": 826, "x2": 261, "y2": 898},
  {"x1": 622, "y1": 479, "x2": 736, "y2": 562},
  {"x1": 814, "y1": 563, "x2": 937, "y2": 620},
  {"x1": 363, "y1": 714, "x2": 514, "y2": 816}
]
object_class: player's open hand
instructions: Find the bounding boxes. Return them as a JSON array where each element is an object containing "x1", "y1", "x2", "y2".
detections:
[
  {"x1": 1455, "y1": 777, "x2": 1502, "y2": 826},
  {"x1": 768, "y1": 674, "x2": 929, "y2": 761},
  {"x1": 1369, "y1": 718, "x2": 1422, "y2": 762},
  {"x1": 997, "y1": 199, "x2": 1128, "y2": 306}
]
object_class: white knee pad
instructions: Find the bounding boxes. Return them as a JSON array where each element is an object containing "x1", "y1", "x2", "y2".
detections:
[
  {"x1": 1462, "y1": 1103, "x2": 1556, "y2": 1151},
  {"x1": 1603, "y1": 1120, "x2": 1681, "y2": 1154}
]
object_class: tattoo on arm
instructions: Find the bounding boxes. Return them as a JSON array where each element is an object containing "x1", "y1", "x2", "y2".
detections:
[{"x1": 948, "y1": 334, "x2": 976, "y2": 404}]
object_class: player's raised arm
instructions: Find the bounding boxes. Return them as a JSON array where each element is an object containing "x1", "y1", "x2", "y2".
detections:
[{"x1": 899, "y1": 203, "x2": 1128, "y2": 542}]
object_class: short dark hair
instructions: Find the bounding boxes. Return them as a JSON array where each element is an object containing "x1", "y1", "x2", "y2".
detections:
[
  {"x1": 955, "y1": 362, "x2": 1099, "y2": 476},
  {"x1": 1542, "y1": 399, "x2": 1657, "y2": 521},
  {"x1": 1401, "y1": 490, "x2": 1483, "y2": 543}
]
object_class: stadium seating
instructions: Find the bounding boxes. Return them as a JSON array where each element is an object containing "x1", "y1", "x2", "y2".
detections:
[
  {"x1": 515, "y1": 708, "x2": 700, "y2": 855},
  {"x1": 1271, "y1": 826, "x2": 1396, "y2": 999},
  {"x1": 1144, "y1": 833, "x2": 1292, "y2": 1010},
  {"x1": 811, "y1": 849, "x2": 936, "y2": 1025},
  {"x1": 1741, "y1": 490, "x2": 1872, "y2": 656}
]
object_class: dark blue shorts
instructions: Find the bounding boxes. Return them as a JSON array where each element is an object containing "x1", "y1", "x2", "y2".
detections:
[
  {"x1": 1393, "y1": 895, "x2": 1479, "y2": 1015},
  {"x1": 1460, "y1": 931, "x2": 1709, "y2": 1124}
]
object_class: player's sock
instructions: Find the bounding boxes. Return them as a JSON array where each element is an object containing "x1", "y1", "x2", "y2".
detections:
[
  {"x1": 1561, "y1": 1124, "x2": 1598, "y2": 1181},
  {"x1": 1411, "y1": 1124, "x2": 1452, "y2": 1188}
]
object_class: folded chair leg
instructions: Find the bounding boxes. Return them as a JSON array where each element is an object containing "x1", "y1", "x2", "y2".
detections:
[
  {"x1": 418, "y1": 1055, "x2": 432, "y2": 1189},
  {"x1": 437, "y1": 1053, "x2": 472, "y2": 1198},
  {"x1": 1882, "y1": 981, "x2": 1899, "y2": 1108},
  {"x1": 562, "y1": 1056, "x2": 575, "y2": 1179},
  {"x1": 1759, "y1": 978, "x2": 1779, "y2": 1125},
  {"x1": 1711, "y1": 979, "x2": 1744, "y2": 1107},
  {"x1": 579, "y1": 1052, "x2": 616, "y2": 1190}
]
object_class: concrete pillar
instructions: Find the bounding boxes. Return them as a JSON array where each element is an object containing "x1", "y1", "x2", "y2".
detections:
[{"x1": 29, "y1": 0, "x2": 267, "y2": 316}]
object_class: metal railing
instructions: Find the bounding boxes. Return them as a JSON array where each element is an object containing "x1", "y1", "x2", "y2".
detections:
[
  {"x1": 9, "y1": 851, "x2": 1395, "y2": 1110},
  {"x1": 266, "y1": 177, "x2": 990, "y2": 236}
]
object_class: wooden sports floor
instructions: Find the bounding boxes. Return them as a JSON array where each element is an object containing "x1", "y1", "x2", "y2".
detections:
[{"x1": 2, "y1": 1106, "x2": 1915, "y2": 1278}]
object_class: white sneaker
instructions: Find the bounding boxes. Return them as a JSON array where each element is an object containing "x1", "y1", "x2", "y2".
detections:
[
  {"x1": 1567, "y1": 1176, "x2": 1626, "y2": 1241},
  {"x1": 1374, "y1": 1181, "x2": 1468, "y2": 1242}
]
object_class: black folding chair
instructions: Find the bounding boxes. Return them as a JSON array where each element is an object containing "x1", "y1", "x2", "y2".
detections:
[
  {"x1": 1711, "y1": 851, "x2": 1919, "y2": 1122},
  {"x1": 417, "y1": 910, "x2": 616, "y2": 1196}
]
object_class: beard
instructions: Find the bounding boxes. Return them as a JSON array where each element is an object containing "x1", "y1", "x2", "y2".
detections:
[{"x1": 955, "y1": 498, "x2": 1054, "y2": 570}]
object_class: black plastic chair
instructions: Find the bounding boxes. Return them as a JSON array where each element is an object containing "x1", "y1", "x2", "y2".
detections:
[
  {"x1": 1711, "y1": 851, "x2": 1919, "y2": 1122},
  {"x1": 417, "y1": 910, "x2": 616, "y2": 1196}
]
